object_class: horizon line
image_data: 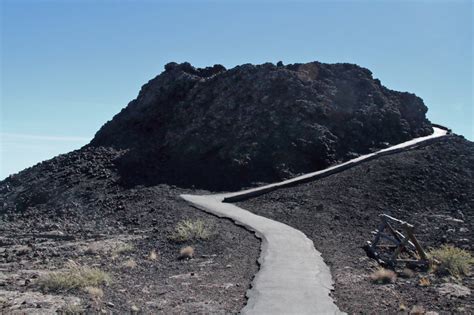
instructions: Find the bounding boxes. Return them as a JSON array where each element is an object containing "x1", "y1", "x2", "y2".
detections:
[{"x1": 1, "y1": 133, "x2": 92, "y2": 142}]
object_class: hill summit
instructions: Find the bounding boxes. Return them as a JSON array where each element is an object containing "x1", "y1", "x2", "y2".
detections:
[{"x1": 91, "y1": 61, "x2": 432, "y2": 190}]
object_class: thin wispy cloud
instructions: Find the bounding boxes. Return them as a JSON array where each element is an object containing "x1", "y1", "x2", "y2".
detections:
[
  {"x1": 1, "y1": 133, "x2": 91, "y2": 142},
  {"x1": 1, "y1": 132, "x2": 91, "y2": 179}
]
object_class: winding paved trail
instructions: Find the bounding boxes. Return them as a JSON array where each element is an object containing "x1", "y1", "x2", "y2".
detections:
[{"x1": 181, "y1": 127, "x2": 448, "y2": 315}]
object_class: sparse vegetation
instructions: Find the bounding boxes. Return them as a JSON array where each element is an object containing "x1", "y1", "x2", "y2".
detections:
[
  {"x1": 84, "y1": 286, "x2": 104, "y2": 310},
  {"x1": 170, "y1": 219, "x2": 212, "y2": 242},
  {"x1": 179, "y1": 246, "x2": 194, "y2": 259},
  {"x1": 418, "y1": 277, "x2": 430, "y2": 286},
  {"x1": 149, "y1": 249, "x2": 158, "y2": 261},
  {"x1": 409, "y1": 305, "x2": 425, "y2": 315},
  {"x1": 429, "y1": 245, "x2": 473, "y2": 277},
  {"x1": 370, "y1": 268, "x2": 396, "y2": 284},
  {"x1": 84, "y1": 287, "x2": 104, "y2": 298},
  {"x1": 39, "y1": 261, "x2": 110, "y2": 292},
  {"x1": 84, "y1": 286, "x2": 104, "y2": 299},
  {"x1": 60, "y1": 303, "x2": 84, "y2": 314},
  {"x1": 111, "y1": 243, "x2": 134, "y2": 256},
  {"x1": 123, "y1": 258, "x2": 137, "y2": 269}
]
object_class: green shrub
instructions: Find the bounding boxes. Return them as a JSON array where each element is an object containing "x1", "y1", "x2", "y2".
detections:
[
  {"x1": 170, "y1": 219, "x2": 212, "y2": 242},
  {"x1": 429, "y1": 245, "x2": 473, "y2": 277}
]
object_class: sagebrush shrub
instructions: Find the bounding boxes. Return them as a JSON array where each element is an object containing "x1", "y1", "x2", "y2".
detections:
[
  {"x1": 429, "y1": 245, "x2": 473, "y2": 277},
  {"x1": 170, "y1": 219, "x2": 212, "y2": 242}
]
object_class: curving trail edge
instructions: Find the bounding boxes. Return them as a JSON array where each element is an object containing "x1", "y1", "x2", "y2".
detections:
[{"x1": 181, "y1": 127, "x2": 448, "y2": 315}]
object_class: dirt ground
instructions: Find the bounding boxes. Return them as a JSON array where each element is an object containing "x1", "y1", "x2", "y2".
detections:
[
  {"x1": 1, "y1": 133, "x2": 472, "y2": 314},
  {"x1": 0, "y1": 147, "x2": 260, "y2": 314},
  {"x1": 239, "y1": 135, "x2": 473, "y2": 314}
]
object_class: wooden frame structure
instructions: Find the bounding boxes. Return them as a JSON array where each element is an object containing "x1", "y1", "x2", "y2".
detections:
[{"x1": 364, "y1": 214, "x2": 428, "y2": 268}]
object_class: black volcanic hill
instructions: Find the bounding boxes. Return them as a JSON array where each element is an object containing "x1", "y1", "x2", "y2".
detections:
[
  {"x1": 91, "y1": 61, "x2": 432, "y2": 190},
  {"x1": 0, "y1": 61, "x2": 472, "y2": 314}
]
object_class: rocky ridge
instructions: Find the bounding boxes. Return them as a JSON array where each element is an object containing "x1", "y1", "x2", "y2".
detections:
[
  {"x1": 0, "y1": 59, "x2": 448, "y2": 313},
  {"x1": 91, "y1": 61, "x2": 432, "y2": 190},
  {"x1": 238, "y1": 135, "x2": 474, "y2": 313}
]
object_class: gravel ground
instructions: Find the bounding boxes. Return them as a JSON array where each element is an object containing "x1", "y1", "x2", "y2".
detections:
[
  {"x1": 0, "y1": 147, "x2": 260, "y2": 314},
  {"x1": 238, "y1": 135, "x2": 473, "y2": 314}
]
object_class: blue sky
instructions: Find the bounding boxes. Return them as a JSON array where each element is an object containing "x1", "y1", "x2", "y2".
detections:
[{"x1": 1, "y1": 0, "x2": 472, "y2": 179}]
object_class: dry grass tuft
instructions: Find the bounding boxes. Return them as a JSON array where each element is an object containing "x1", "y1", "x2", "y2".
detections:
[
  {"x1": 370, "y1": 268, "x2": 396, "y2": 284},
  {"x1": 418, "y1": 277, "x2": 430, "y2": 286},
  {"x1": 61, "y1": 303, "x2": 84, "y2": 314},
  {"x1": 84, "y1": 286, "x2": 104, "y2": 299},
  {"x1": 111, "y1": 243, "x2": 134, "y2": 256},
  {"x1": 429, "y1": 245, "x2": 473, "y2": 277},
  {"x1": 39, "y1": 261, "x2": 110, "y2": 292},
  {"x1": 170, "y1": 219, "x2": 212, "y2": 242},
  {"x1": 123, "y1": 258, "x2": 137, "y2": 269},
  {"x1": 149, "y1": 249, "x2": 158, "y2": 261},
  {"x1": 409, "y1": 305, "x2": 425, "y2": 315},
  {"x1": 179, "y1": 246, "x2": 194, "y2": 259}
]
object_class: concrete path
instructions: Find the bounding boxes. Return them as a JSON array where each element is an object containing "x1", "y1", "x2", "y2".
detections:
[
  {"x1": 181, "y1": 127, "x2": 448, "y2": 315},
  {"x1": 181, "y1": 194, "x2": 340, "y2": 314},
  {"x1": 222, "y1": 127, "x2": 448, "y2": 202}
]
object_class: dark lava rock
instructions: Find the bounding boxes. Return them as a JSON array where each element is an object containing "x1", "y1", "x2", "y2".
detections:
[
  {"x1": 90, "y1": 61, "x2": 432, "y2": 190},
  {"x1": 237, "y1": 136, "x2": 474, "y2": 314}
]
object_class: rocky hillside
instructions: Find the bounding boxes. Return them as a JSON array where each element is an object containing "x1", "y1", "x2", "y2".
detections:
[
  {"x1": 0, "y1": 147, "x2": 260, "y2": 313},
  {"x1": 238, "y1": 135, "x2": 474, "y2": 313},
  {"x1": 91, "y1": 61, "x2": 432, "y2": 190},
  {"x1": 0, "y1": 59, "x2": 468, "y2": 314}
]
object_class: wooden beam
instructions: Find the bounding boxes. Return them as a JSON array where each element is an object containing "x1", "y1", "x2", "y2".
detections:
[{"x1": 403, "y1": 224, "x2": 428, "y2": 260}]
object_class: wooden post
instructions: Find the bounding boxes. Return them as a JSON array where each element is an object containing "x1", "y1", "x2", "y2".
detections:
[
  {"x1": 385, "y1": 221, "x2": 402, "y2": 243},
  {"x1": 403, "y1": 224, "x2": 428, "y2": 260}
]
